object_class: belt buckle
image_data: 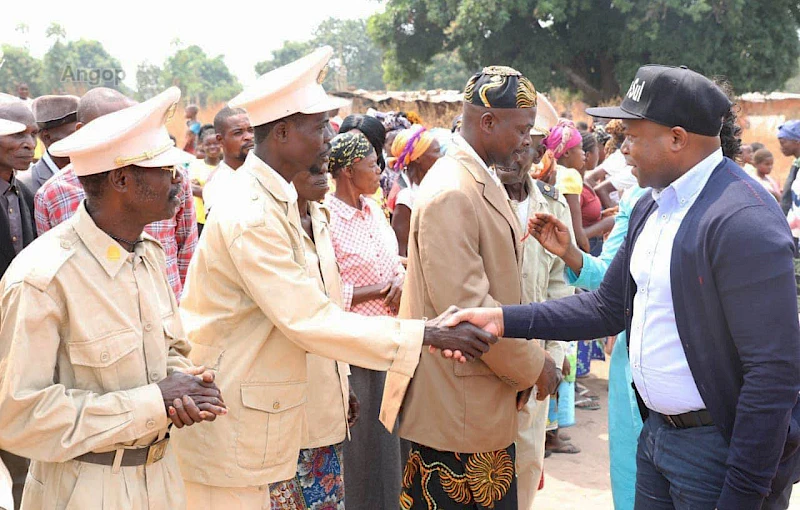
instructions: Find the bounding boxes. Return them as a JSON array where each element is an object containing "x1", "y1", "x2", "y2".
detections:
[{"x1": 146, "y1": 437, "x2": 169, "y2": 465}]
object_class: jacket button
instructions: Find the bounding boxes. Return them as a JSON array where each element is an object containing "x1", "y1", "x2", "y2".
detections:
[
  {"x1": 100, "y1": 352, "x2": 110, "y2": 362},
  {"x1": 144, "y1": 323, "x2": 153, "y2": 332},
  {"x1": 273, "y1": 401, "x2": 280, "y2": 410},
  {"x1": 146, "y1": 419, "x2": 155, "y2": 429},
  {"x1": 61, "y1": 240, "x2": 70, "y2": 249},
  {"x1": 150, "y1": 371, "x2": 160, "y2": 382}
]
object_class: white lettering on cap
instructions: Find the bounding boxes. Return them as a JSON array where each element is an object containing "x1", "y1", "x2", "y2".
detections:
[{"x1": 627, "y1": 78, "x2": 646, "y2": 102}]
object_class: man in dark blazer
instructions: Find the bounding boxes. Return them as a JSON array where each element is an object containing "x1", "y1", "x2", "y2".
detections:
[
  {"x1": 0, "y1": 102, "x2": 38, "y2": 509},
  {"x1": 17, "y1": 94, "x2": 79, "y2": 195},
  {"x1": 445, "y1": 66, "x2": 800, "y2": 510}
]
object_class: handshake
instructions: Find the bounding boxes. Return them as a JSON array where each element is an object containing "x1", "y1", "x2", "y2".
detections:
[
  {"x1": 423, "y1": 306, "x2": 560, "y2": 402},
  {"x1": 157, "y1": 366, "x2": 226, "y2": 428}
]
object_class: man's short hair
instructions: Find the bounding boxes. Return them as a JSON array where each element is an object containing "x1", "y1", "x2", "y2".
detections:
[
  {"x1": 78, "y1": 171, "x2": 110, "y2": 199},
  {"x1": 213, "y1": 106, "x2": 247, "y2": 134}
]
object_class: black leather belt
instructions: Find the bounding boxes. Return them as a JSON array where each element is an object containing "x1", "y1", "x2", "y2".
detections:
[
  {"x1": 661, "y1": 410, "x2": 714, "y2": 429},
  {"x1": 74, "y1": 436, "x2": 169, "y2": 467}
]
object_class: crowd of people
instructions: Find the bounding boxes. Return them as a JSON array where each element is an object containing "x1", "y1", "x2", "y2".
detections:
[{"x1": 0, "y1": 46, "x2": 799, "y2": 510}]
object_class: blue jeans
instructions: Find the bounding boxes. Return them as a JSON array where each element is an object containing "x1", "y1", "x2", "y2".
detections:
[{"x1": 635, "y1": 412, "x2": 794, "y2": 510}]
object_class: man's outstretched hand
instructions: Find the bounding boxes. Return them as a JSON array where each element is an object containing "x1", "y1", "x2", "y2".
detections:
[
  {"x1": 423, "y1": 306, "x2": 498, "y2": 363},
  {"x1": 442, "y1": 307, "x2": 505, "y2": 337}
]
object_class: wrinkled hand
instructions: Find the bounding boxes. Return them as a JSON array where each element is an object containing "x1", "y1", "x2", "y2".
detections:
[
  {"x1": 535, "y1": 353, "x2": 559, "y2": 401},
  {"x1": 158, "y1": 369, "x2": 226, "y2": 428},
  {"x1": 423, "y1": 308, "x2": 497, "y2": 363},
  {"x1": 527, "y1": 213, "x2": 572, "y2": 258},
  {"x1": 383, "y1": 272, "x2": 404, "y2": 314},
  {"x1": 516, "y1": 387, "x2": 534, "y2": 411},
  {"x1": 348, "y1": 390, "x2": 360, "y2": 428}
]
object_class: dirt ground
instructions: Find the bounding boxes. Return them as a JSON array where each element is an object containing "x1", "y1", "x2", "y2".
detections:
[{"x1": 532, "y1": 358, "x2": 800, "y2": 509}]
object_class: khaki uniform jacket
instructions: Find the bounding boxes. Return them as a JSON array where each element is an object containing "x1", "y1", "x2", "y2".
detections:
[
  {"x1": 387, "y1": 142, "x2": 547, "y2": 454},
  {"x1": 0, "y1": 202, "x2": 192, "y2": 510},
  {"x1": 513, "y1": 178, "x2": 575, "y2": 509},
  {"x1": 301, "y1": 201, "x2": 350, "y2": 449},
  {"x1": 174, "y1": 152, "x2": 424, "y2": 487}
]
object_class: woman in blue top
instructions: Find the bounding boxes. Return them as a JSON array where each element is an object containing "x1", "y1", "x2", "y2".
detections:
[{"x1": 534, "y1": 184, "x2": 646, "y2": 510}]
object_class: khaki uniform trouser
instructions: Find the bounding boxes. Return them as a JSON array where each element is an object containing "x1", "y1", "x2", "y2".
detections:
[
  {"x1": 186, "y1": 481, "x2": 274, "y2": 510},
  {"x1": 515, "y1": 395, "x2": 550, "y2": 510}
]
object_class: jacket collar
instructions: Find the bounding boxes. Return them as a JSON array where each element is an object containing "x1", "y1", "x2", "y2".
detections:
[
  {"x1": 71, "y1": 201, "x2": 150, "y2": 278},
  {"x1": 244, "y1": 152, "x2": 298, "y2": 204},
  {"x1": 447, "y1": 142, "x2": 522, "y2": 256}
]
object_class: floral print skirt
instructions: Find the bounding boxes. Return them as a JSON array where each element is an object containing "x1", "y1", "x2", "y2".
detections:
[
  {"x1": 400, "y1": 443, "x2": 517, "y2": 509},
  {"x1": 269, "y1": 443, "x2": 345, "y2": 510}
]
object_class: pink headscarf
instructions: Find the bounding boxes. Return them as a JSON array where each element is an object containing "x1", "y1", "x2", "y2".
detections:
[{"x1": 543, "y1": 119, "x2": 582, "y2": 160}]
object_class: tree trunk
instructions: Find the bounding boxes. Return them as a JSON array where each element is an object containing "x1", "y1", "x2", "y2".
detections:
[{"x1": 557, "y1": 64, "x2": 602, "y2": 104}]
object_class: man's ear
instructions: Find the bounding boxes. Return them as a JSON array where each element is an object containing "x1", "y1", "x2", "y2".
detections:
[
  {"x1": 274, "y1": 120, "x2": 290, "y2": 143},
  {"x1": 669, "y1": 126, "x2": 689, "y2": 152},
  {"x1": 480, "y1": 112, "x2": 497, "y2": 135},
  {"x1": 108, "y1": 167, "x2": 130, "y2": 193}
]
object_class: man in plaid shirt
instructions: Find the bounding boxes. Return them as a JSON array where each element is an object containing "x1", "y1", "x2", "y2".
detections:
[{"x1": 34, "y1": 88, "x2": 197, "y2": 300}]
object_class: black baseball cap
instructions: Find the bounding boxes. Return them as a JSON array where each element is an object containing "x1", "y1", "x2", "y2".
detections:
[{"x1": 586, "y1": 65, "x2": 731, "y2": 137}]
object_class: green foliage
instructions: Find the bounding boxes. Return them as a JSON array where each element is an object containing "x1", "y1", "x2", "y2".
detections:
[
  {"x1": 370, "y1": 0, "x2": 800, "y2": 101},
  {"x1": 46, "y1": 39, "x2": 129, "y2": 94},
  {"x1": 255, "y1": 18, "x2": 385, "y2": 90},
  {"x1": 0, "y1": 44, "x2": 44, "y2": 96},
  {"x1": 128, "y1": 45, "x2": 244, "y2": 105}
]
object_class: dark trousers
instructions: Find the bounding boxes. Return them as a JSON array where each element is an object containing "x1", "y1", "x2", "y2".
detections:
[
  {"x1": 0, "y1": 450, "x2": 28, "y2": 510},
  {"x1": 634, "y1": 412, "x2": 793, "y2": 510}
]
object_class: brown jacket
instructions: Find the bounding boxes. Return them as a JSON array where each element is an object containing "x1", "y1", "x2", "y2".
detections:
[{"x1": 384, "y1": 138, "x2": 547, "y2": 454}]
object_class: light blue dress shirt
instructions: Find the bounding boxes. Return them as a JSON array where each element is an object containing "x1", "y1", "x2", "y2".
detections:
[{"x1": 629, "y1": 148, "x2": 723, "y2": 415}]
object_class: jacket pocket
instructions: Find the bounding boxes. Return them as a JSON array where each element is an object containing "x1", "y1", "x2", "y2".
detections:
[
  {"x1": 453, "y1": 359, "x2": 495, "y2": 377},
  {"x1": 235, "y1": 382, "x2": 307, "y2": 470},
  {"x1": 67, "y1": 329, "x2": 143, "y2": 392}
]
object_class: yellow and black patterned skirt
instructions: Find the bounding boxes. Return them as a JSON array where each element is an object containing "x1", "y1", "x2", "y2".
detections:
[{"x1": 400, "y1": 443, "x2": 517, "y2": 510}]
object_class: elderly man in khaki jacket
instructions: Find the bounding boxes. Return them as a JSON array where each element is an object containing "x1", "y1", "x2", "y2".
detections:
[
  {"x1": 0, "y1": 89, "x2": 226, "y2": 510},
  {"x1": 174, "y1": 46, "x2": 495, "y2": 509},
  {"x1": 387, "y1": 67, "x2": 560, "y2": 510},
  {"x1": 500, "y1": 94, "x2": 575, "y2": 508}
]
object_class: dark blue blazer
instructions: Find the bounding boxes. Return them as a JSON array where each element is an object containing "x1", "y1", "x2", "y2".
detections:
[{"x1": 504, "y1": 158, "x2": 800, "y2": 510}]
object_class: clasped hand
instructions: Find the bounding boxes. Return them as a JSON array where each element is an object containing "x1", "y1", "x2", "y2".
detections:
[{"x1": 157, "y1": 366, "x2": 227, "y2": 428}]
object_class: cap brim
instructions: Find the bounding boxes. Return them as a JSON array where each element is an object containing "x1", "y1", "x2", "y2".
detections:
[
  {"x1": 300, "y1": 95, "x2": 352, "y2": 115},
  {"x1": 134, "y1": 147, "x2": 194, "y2": 168},
  {"x1": 585, "y1": 105, "x2": 643, "y2": 120},
  {"x1": 0, "y1": 119, "x2": 26, "y2": 137}
]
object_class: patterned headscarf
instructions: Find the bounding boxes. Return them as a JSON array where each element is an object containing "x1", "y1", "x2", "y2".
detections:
[
  {"x1": 329, "y1": 131, "x2": 374, "y2": 177},
  {"x1": 389, "y1": 125, "x2": 435, "y2": 170},
  {"x1": 463, "y1": 66, "x2": 537, "y2": 109},
  {"x1": 543, "y1": 119, "x2": 582, "y2": 160}
]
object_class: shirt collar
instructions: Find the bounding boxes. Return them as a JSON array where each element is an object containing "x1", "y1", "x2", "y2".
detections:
[
  {"x1": 452, "y1": 134, "x2": 500, "y2": 185},
  {"x1": 652, "y1": 148, "x2": 723, "y2": 209},
  {"x1": 246, "y1": 152, "x2": 298, "y2": 203},
  {"x1": 327, "y1": 194, "x2": 370, "y2": 221},
  {"x1": 0, "y1": 174, "x2": 14, "y2": 195},
  {"x1": 41, "y1": 150, "x2": 60, "y2": 176},
  {"x1": 71, "y1": 201, "x2": 148, "y2": 278}
]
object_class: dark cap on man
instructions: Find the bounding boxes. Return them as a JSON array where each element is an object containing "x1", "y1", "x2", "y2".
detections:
[
  {"x1": 32, "y1": 95, "x2": 80, "y2": 130},
  {"x1": 586, "y1": 65, "x2": 731, "y2": 137},
  {"x1": 463, "y1": 66, "x2": 538, "y2": 109}
]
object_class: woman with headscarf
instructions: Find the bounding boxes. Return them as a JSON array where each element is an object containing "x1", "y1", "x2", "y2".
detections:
[
  {"x1": 387, "y1": 125, "x2": 442, "y2": 256},
  {"x1": 339, "y1": 114, "x2": 392, "y2": 217},
  {"x1": 544, "y1": 119, "x2": 591, "y2": 253},
  {"x1": 324, "y1": 131, "x2": 407, "y2": 509}
]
